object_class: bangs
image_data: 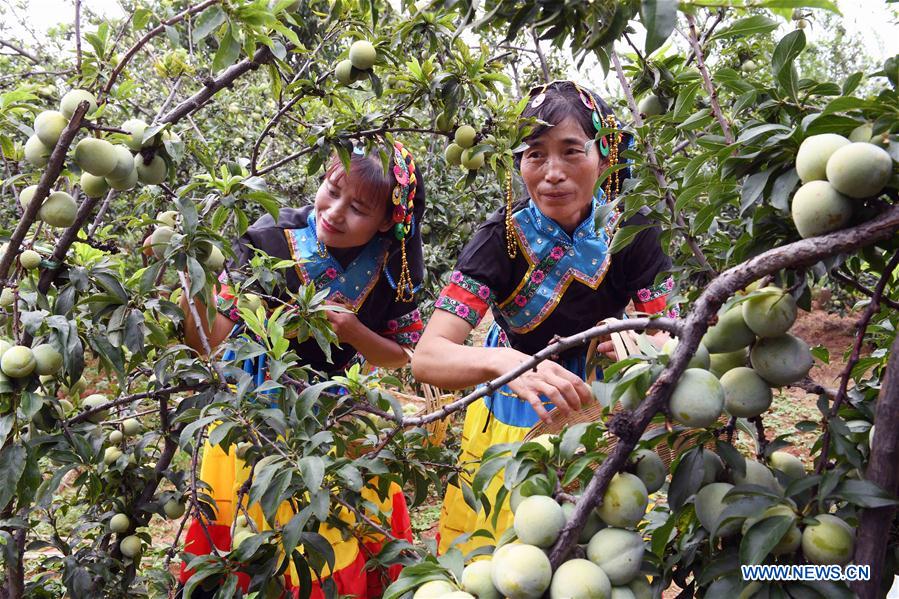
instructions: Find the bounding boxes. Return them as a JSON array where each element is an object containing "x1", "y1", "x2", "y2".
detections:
[
  {"x1": 520, "y1": 90, "x2": 596, "y2": 144},
  {"x1": 325, "y1": 154, "x2": 394, "y2": 217}
]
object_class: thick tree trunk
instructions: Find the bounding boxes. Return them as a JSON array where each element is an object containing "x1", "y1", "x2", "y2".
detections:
[{"x1": 852, "y1": 332, "x2": 899, "y2": 597}]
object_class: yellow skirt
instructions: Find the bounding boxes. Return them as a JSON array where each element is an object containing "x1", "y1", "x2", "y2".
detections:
[{"x1": 437, "y1": 397, "x2": 530, "y2": 555}]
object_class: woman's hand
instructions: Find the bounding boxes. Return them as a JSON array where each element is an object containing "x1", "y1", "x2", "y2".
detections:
[
  {"x1": 494, "y1": 349, "x2": 593, "y2": 424},
  {"x1": 324, "y1": 301, "x2": 362, "y2": 345},
  {"x1": 595, "y1": 339, "x2": 618, "y2": 361}
]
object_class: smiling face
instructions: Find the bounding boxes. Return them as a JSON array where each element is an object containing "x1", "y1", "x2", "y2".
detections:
[
  {"x1": 519, "y1": 116, "x2": 608, "y2": 234},
  {"x1": 313, "y1": 158, "x2": 393, "y2": 248}
]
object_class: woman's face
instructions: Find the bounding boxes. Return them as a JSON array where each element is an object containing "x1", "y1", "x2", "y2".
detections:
[
  {"x1": 519, "y1": 116, "x2": 608, "y2": 234},
  {"x1": 313, "y1": 170, "x2": 392, "y2": 248}
]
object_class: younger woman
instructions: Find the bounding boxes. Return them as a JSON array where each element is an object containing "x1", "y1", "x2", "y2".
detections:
[
  {"x1": 412, "y1": 81, "x2": 676, "y2": 554},
  {"x1": 178, "y1": 142, "x2": 426, "y2": 598}
]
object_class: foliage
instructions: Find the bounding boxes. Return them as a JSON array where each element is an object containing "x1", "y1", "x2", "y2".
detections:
[{"x1": 0, "y1": 0, "x2": 897, "y2": 597}]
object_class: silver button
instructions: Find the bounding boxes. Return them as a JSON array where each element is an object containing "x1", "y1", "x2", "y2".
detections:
[
  {"x1": 301, "y1": 236, "x2": 306, "y2": 241},
  {"x1": 339, "y1": 276, "x2": 345, "y2": 282},
  {"x1": 525, "y1": 310, "x2": 531, "y2": 316},
  {"x1": 568, "y1": 250, "x2": 575, "y2": 256},
  {"x1": 592, "y1": 259, "x2": 598, "y2": 265},
  {"x1": 577, "y1": 232, "x2": 584, "y2": 238},
  {"x1": 537, "y1": 238, "x2": 543, "y2": 244},
  {"x1": 355, "y1": 285, "x2": 360, "y2": 290}
]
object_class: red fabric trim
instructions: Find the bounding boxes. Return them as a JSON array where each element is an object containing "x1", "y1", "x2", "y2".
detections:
[
  {"x1": 633, "y1": 294, "x2": 668, "y2": 315},
  {"x1": 440, "y1": 284, "x2": 489, "y2": 319}
]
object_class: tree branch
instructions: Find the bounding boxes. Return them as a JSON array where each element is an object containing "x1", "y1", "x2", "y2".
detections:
[
  {"x1": 159, "y1": 45, "x2": 274, "y2": 126},
  {"x1": 683, "y1": 16, "x2": 734, "y2": 144},
  {"x1": 609, "y1": 48, "x2": 717, "y2": 275},
  {"x1": 402, "y1": 318, "x2": 682, "y2": 428},
  {"x1": 531, "y1": 29, "x2": 550, "y2": 83},
  {"x1": 0, "y1": 39, "x2": 38, "y2": 63},
  {"x1": 852, "y1": 332, "x2": 899, "y2": 598},
  {"x1": 100, "y1": 0, "x2": 220, "y2": 98},
  {"x1": 815, "y1": 251, "x2": 899, "y2": 475},
  {"x1": 67, "y1": 383, "x2": 204, "y2": 425},
  {"x1": 830, "y1": 268, "x2": 899, "y2": 312},
  {"x1": 74, "y1": 0, "x2": 82, "y2": 75},
  {"x1": 548, "y1": 203, "x2": 899, "y2": 568},
  {"x1": 0, "y1": 102, "x2": 88, "y2": 284}
]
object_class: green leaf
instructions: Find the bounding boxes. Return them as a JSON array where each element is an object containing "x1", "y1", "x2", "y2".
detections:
[
  {"x1": 193, "y1": 6, "x2": 226, "y2": 43},
  {"x1": 640, "y1": 0, "x2": 678, "y2": 56},
  {"x1": 833, "y1": 479, "x2": 899, "y2": 508},
  {"x1": 299, "y1": 456, "x2": 325, "y2": 492},
  {"x1": 740, "y1": 515, "x2": 794, "y2": 565},
  {"x1": 669, "y1": 447, "x2": 705, "y2": 510},
  {"x1": 709, "y1": 15, "x2": 778, "y2": 41},
  {"x1": 772, "y1": 30, "x2": 806, "y2": 99},
  {"x1": 758, "y1": 0, "x2": 840, "y2": 14},
  {"x1": 0, "y1": 445, "x2": 27, "y2": 511},
  {"x1": 133, "y1": 7, "x2": 152, "y2": 30},
  {"x1": 212, "y1": 25, "x2": 241, "y2": 72},
  {"x1": 610, "y1": 224, "x2": 654, "y2": 254}
]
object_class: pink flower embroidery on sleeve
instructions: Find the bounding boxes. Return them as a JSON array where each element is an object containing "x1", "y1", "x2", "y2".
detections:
[
  {"x1": 450, "y1": 270, "x2": 464, "y2": 284},
  {"x1": 325, "y1": 268, "x2": 338, "y2": 279},
  {"x1": 550, "y1": 246, "x2": 565, "y2": 260},
  {"x1": 514, "y1": 295, "x2": 527, "y2": 307},
  {"x1": 455, "y1": 304, "x2": 470, "y2": 318},
  {"x1": 531, "y1": 270, "x2": 545, "y2": 284},
  {"x1": 387, "y1": 320, "x2": 399, "y2": 331},
  {"x1": 637, "y1": 288, "x2": 652, "y2": 302},
  {"x1": 477, "y1": 285, "x2": 490, "y2": 300}
]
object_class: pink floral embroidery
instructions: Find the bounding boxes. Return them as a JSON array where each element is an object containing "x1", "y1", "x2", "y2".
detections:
[
  {"x1": 667, "y1": 308, "x2": 679, "y2": 318},
  {"x1": 325, "y1": 268, "x2": 338, "y2": 279},
  {"x1": 531, "y1": 270, "x2": 545, "y2": 284},
  {"x1": 393, "y1": 166, "x2": 409, "y2": 185},
  {"x1": 450, "y1": 271, "x2": 464, "y2": 284},
  {"x1": 550, "y1": 246, "x2": 565, "y2": 260},
  {"x1": 477, "y1": 286, "x2": 490, "y2": 300},
  {"x1": 387, "y1": 319, "x2": 398, "y2": 331},
  {"x1": 665, "y1": 276, "x2": 674, "y2": 291},
  {"x1": 514, "y1": 295, "x2": 527, "y2": 307},
  {"x1": 455, "y1": 304, "x2": 470, "y2": 318},
  {"x1": 409, "y1": 332, "x2": 421, "y2": 342},
  {"x1": 637, "y1": 288, "x2": 651, "y2": 302}
]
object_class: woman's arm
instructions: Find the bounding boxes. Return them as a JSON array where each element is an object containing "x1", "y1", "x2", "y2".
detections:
[
  {"x1": 325, "y1": 307, "x2": 408, "y2": 369},
  {"x1": 411, "y1": 310, "x2": 591, "y2": 422},
  {"x1": 179, "y1": 290, "x2": 235, "y2": 356}
]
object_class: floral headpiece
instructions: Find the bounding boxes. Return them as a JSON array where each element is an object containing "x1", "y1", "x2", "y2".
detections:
[{"x1": 390, "y1": 141, "x2": 417, "y2": 302}]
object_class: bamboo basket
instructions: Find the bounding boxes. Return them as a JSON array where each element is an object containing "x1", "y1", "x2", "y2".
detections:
[
  {"x1": 389, "y1": 384, "x2": 454, "y2": 448},
  {"x1": 523, "y1": 318, "x2": 717, "y2": 469}
]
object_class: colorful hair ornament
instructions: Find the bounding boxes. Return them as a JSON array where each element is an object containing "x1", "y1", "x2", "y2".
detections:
[{"x1": 391, "y1": 141, "x2": 417, "y2": 302}]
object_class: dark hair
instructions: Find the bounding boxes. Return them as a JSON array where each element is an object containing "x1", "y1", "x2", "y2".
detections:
[
  {"x1": 514, "y1": 81, "x2": 632, "y2": 178},
  {"x1": 325, "y1": 154, "x2": 394, "y2": 220},
  {"x1": 326, "y1": 147, "x2": 428, "y2": 291}
]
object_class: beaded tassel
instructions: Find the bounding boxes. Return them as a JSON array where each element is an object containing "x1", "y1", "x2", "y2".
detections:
[{"x1": 504, "y1": 171, "x2": 518, "y2": 259}]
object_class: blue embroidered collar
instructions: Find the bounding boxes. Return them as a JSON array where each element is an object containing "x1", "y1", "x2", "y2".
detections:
[
  {"x1": 283, "y1": 210, "x2": 389, "y2": 311},
  {"x1": 497, "y1": 193, "x2": 616, "y2": 333}
]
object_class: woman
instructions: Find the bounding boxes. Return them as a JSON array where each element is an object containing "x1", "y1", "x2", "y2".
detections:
[
  {"x1": 177, "y1": 142, "x2": 425, "y2": 598},
  {"x1": 411, "y1": 81, "x2": 676, "y2": 555}
]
